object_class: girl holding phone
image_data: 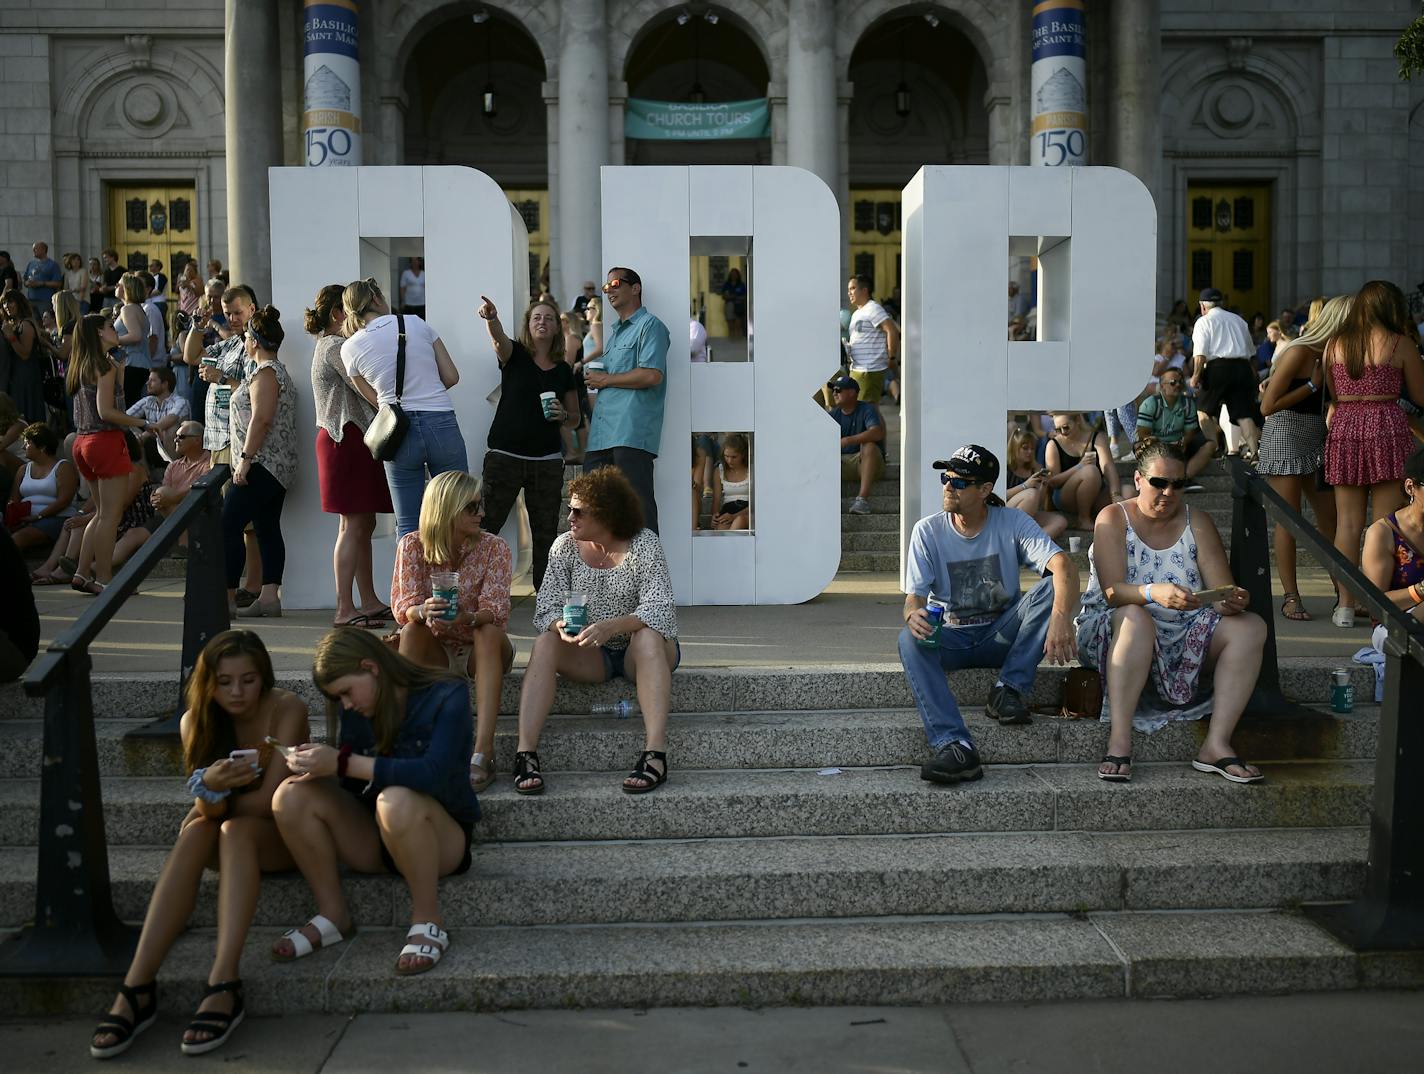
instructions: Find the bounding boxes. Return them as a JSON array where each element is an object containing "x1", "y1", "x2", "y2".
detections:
[{"x1": 90, "y1": 631, "x2": 307, "y2": 1059}]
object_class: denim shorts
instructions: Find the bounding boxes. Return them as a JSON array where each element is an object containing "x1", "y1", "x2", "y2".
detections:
[{"x1": 602, "y1": 637, "x2": 681, "y2": 681}]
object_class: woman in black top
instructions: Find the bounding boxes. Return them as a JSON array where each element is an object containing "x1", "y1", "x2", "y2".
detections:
[{"x1": 475, "y1": 295, "x2": 579, "y2": 588}]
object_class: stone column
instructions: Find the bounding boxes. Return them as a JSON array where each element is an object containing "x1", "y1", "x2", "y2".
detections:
[
  {"x1": 1108, "y1": 0, "x2": 1161, "y2": 196},
  {"x1": 555, "y1": 0, "x2": 609, "y2": 306},
  {"x1": 786, "y1": 0, "x2": 838, "y2": 194},
  {"x1": 377, "y1": 96, "x2": 406, "y2": 165},
  {"x1": 225, "y1": 0, "x2": 283, "y2": 303}
]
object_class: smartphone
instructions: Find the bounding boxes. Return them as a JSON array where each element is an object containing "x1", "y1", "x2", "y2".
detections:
[
  {"x1": 229, "y1": 748, "x2": 259, "y2": 769},
  {"x1": 1193, "y1": 585, "x2": 1239, "y2": 604},
  {"x1": 263, "y1": 736, "x2": 296, "y2": 759}
]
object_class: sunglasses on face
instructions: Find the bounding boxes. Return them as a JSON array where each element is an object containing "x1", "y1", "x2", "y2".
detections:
[
  {"x1": 463, "y1": 499, "x2": 483, "y2": 515},
  {"x1": 1144, "y1": 476, "x2": 1189, "y2": 490},
  {"x1": 1161, "y1": 379, "x2": 1183, "y2": 387},
  {"x1": 940, "y1": 474, "x2": 975, "y2": 490},
  {"x1": 567, "y1": 506, "x2": 584, "y2": 518},
  {"x1": 602, "y1": 280, "x2": 629, "y2": 292}
]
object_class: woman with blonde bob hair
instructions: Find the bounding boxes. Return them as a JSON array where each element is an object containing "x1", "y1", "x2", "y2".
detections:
[
  {"x1": 391, "y1": 469, "x2": 513, "y2": 791},
  {"x1": 89, "y1": 630, "x2": 307, "y2": 1059},
  {"x1": 339, "y1": 277, "x2": 467, "y2": 538},
  {"x1": 1258, "y1": 295, "x2": 1351, "y2": 621},
  {"x1": 270, "y1": 628, "x2": 478, "y2": 977}
]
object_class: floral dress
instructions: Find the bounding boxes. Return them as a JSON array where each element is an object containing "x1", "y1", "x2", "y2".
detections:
[{"x1": 1074, "y1": 503, "x2": 1222, "y2": 732}]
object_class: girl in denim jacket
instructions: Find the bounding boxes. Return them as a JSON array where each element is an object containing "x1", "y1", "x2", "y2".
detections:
[{"x1": 270, "y1": 628, "x2": 477, "y2": 975}]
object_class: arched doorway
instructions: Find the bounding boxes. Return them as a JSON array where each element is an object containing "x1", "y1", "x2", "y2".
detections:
[
  {"x1": 403, "y1": 9, "x2": 549, "y2": 290},
  {"x1": 623, "y1": 7, "x2": 772, "y2": 167},
  {"x1": 847, "y1": 10, "x2": 989, "y2": 296}
]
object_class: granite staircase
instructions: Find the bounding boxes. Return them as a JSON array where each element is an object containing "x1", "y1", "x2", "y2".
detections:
[{"x1": 1, "y1": 659, "x2": 1413, "y2": 1016}]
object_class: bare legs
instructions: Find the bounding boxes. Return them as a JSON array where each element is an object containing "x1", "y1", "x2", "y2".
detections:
[
  {"x1": 1093, "y1": 607, "x2": 1266, "y2": 781},
  {"x1": 94, "y1": 811, "x2": 292, "y2": 1050},
  {"x1": 270, "y1": 780, "x2": 465, "y2": 973},
  {"x1": 1268, "y1": 473, "x2": 1338, "y2": 618},
  {"x1": 515, "y1": 627, "x2": 677, "y2": 791},
  {"x1": 332, "y1": 512, "x2": 382, "y2": 624},
  {"x1": 76, "y1": 472, "x2": 130, "y2": 585},
  {"x1": 1333, "y1": 481, "x2": 1405, "y2": 613}
]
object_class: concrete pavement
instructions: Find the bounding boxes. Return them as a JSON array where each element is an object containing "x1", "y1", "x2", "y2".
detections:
[{"x1": 5, "y1": 992, "x2": 1423, "y2": 1073}]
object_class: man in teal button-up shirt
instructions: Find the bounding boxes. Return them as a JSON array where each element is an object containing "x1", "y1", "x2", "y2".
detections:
[{"x1": 584, "y1": 266, "x2": 671, "y2": 532}]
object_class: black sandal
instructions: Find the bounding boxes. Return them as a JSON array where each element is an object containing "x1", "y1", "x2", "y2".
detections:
[
  {"x1": 179, "y1": 979, "x2": 245, "y2": 1056},
  {"x1": 1097, "y1": 754, "x2": 1132, "y2": 783},
  {"x1": 513, "y1": 750, "x2": 545, "y2": 795},
  {"x1": 90, "y1": 980, "x2": 158, "y2": 1059},
  {"x1": 623, "y1": 750, "x2": 668, "y2": 794}
]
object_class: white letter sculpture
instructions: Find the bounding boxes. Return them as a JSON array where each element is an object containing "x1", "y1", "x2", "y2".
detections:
[
  {"x1": 601, "y1": 165, "x2": 841, "y2": 604},
  {"x1": 268, "y1": 165, "x2": 527, "y2": 608},
  {"x1": 899, "y1": 165, "x2": 1157, "y2": 583}
]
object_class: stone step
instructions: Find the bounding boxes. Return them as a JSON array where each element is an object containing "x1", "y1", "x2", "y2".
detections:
[
  {"x1": 0, "y1": 827, "x2": 1367, "y2": 933},
  {"x1": 0, "y1": 761, "x2": 1375, "y2": 847},
  {"x1": 0, "y1": 909, "x2": 1401, "y2": 1016},
  {"x1": 0, "y1": 705, "x2": 1377, "y2": 780},
  {"x1": 837, "y1": 550, "x2": 899, "y2": 571},
  {"x1": 0, "y1": 660, "x2": 1377, "y2": 722}
]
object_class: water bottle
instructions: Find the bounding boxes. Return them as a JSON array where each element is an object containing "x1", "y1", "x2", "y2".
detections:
[
  {"x1": 592, "y1": 699, "x2": 637, "y2": 718},
  {"x1": 917, "y1": 604, "x2": 944, "y2": 648}
]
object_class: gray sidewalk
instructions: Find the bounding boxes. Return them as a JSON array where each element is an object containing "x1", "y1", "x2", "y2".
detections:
[{"x1": 5, "y1": 992, "x2": 1423, "y2": 1073}]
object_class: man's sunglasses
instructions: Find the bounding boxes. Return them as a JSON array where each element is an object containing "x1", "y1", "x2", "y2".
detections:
[
  {"x1": 940, "y1": 474, "x2": 977, "y2": 489},
  {"x1": 1144, "y1": 476, "x2": 1189, "y2": 490},
  {"x1": 602, "y1": 279, "x2": 630, "y2": 292}
]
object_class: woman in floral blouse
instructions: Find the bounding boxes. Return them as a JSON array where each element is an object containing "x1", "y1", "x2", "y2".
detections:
[
  {"x1": 390, "y1": 469, "x2": 512, "y2": 792},
  {"x1": 515, "y1": 467, "x2": 679, "y2": 796}
]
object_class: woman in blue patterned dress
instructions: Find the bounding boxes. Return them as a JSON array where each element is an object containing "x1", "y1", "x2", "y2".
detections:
[{"x1": 1074, "y1": 438, "x2": 1267, "y2": 784}]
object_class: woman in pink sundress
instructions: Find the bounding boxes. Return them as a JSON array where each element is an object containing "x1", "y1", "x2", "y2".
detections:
[{"x1": 1323, "y1": 280, "x2": 1424, "y2": 626}]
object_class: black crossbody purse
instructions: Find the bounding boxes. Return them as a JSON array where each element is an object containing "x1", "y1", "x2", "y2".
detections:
[{"x1": 363, "y1": 314, "x2": 408, "y2": 462}]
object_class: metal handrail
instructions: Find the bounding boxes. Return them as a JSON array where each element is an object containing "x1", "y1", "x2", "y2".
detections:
[
  {"x1": 1229, "y1": 458, "x2": 1424, "y2": 951},
  {"x1": 0, "y1": 464, "x2": 230, "y2": 976}
]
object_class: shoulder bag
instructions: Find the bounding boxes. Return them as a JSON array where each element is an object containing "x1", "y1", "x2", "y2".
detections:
[
  {"x1": 1031, "y1": 667, "x2": 1104, "y2": 720},
  {"x1": 363, "y1": 314, "x2": 408, "y2": 462}
]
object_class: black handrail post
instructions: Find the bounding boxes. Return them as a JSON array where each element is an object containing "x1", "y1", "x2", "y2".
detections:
[
  {"x1": 1228, "y1": 457, "x2": 1314, "y2": 717},
  {"x1": 127, "y1": 470, "x2": 231, "y2": 740},
  {"x1": 0, "y1": 649, "x2": 137, "y2": 975},
  {"x1": 1306, "y1": 628, "x2": 1424, "y2": 949}
]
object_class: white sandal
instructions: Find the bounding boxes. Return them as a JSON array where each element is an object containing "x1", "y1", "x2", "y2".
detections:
[
  {"x1": 395, "y1": 921, "x2": 449, "y2": 976},
  {"x1": 271, "y1": 913, "x2": 353, "y2": 961}
]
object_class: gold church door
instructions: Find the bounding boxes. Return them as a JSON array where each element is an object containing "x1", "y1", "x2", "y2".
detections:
[
  {"x1": 107, "y1": 184, "x2": 199, "y2": 285},
  {"x1": 1185, "y1": 183, "x2": 1272, "y2": 321}
]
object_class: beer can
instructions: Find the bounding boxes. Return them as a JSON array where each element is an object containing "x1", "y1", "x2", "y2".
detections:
[{"x1": 1330, "y1": 668, "x2": 1354, "y2": 714}]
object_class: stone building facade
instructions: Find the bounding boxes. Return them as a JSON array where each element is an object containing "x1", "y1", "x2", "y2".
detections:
[{"x1": 2, "y1": 0, "x2": 1420, "y2": 314}]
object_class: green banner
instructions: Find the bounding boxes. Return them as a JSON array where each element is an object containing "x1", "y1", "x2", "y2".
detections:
[{"x1": 625, "y1": 97, "x2": 770, "y2": 141}]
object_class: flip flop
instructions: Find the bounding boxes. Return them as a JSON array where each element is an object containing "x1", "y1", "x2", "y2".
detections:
[
  {"x1": 332, "y1": 613, "x2": 384, "y2": 628},
  {"x1": 30, "y1": 572, "x2": 68, "y2": 586},
  {"x1": 1097, "y1": 754, "x2": 1132, "y2": 783},
  {"x1": 1192, "y1": 756, "x2": 1264, "y2": 784}
]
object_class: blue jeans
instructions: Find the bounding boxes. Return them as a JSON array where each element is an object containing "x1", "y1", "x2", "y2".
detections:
[
  {"x1": 897, "y1": 574, "x2": 1056, "y2": 750},
  {"x1": 385, "y1": 409, "x2": 469, "y2": 538}
]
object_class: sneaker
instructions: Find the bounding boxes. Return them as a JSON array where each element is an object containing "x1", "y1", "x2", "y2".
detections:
[
  {"x1": 920, "y1": 741, "x2": 984, "y2": 784},
  {"x1": 848, "y1": 496, "x2": 872, "y2": 515},
  {"x1": 986, "y1": 684, "x2": 1032, "y2": 725},
  {"x1": 234, "y1": 587, "x2": 259, "y2": 609},
  {"x1": 1331, "y1": 606, "x2": 1356, "y2": 628}
]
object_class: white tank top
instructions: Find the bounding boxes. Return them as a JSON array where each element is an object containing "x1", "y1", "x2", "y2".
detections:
[
  {"x1": 18, "y1": 458, "x2": 75, "y2": 518},
  {"x1": 720, "y1": 465, "x2": 751, "y2": 500}
]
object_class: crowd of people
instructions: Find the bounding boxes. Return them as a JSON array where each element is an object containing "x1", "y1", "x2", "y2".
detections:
[{"x1": 2, "y1": 246, "x2": 1420, "y2": 1058}]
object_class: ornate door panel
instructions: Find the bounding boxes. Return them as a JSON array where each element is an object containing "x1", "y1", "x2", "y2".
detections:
[{"x1": 107, "y1": 184, "x2": 198, "y2": 285}]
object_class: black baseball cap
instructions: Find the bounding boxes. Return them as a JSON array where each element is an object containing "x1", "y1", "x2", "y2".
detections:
[
  {"x1": 933, "y1": 444, "x2": 999, "y2": 484},
  {"x1": 830, "y1": 375, "x2": 859, "y2": 391},
  {"x1": 1199, "y1": 287, "x2": 1224, "y2": 303}
]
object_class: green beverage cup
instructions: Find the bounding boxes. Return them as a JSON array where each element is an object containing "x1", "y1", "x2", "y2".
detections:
[
  {"x1": 562, "y1": 593, "x2": 589, "y2": 636},
  {"x1": 431, "y1": 571, "x2": 459, "y2": 621}
]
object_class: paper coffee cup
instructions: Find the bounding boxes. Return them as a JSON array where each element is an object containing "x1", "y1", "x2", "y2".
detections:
[
  {"x1": 1069, "y1": 536, "x2": 1082, "y2": 553},
  {"x1": 540, "y1": 391, "x2": 557, "y2": 419},
  {"x1": 585, "y1": 362, "x2": 604, "y2": 394}
]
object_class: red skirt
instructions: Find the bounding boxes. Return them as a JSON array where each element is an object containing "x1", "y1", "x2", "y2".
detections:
[{"x1": 316, "y1": 424, "x2": 394, "y2": 515}]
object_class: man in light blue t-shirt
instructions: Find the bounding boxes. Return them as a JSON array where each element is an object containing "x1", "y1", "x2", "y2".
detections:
[
  {"x1": 585, "y1": 266, "x2": 671, "y2": 533},
  {"x1": 900, "y1": 444, "x2": 1080, "y2": 784}
]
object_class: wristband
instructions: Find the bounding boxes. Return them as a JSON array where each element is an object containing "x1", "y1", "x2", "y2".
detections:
[
  {"x1": 1411, "y1": 582, "x2": 1424, "y2": 606},
  {"x1": 1142, "y1": 584, "x2": 1156, "y2": 606},
  {"x1": 337, "y1": 744, "x2": 353, "y2": 778},
  {"x1": 187, "y1": 767, "x2": 231, "y2": 804}
]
